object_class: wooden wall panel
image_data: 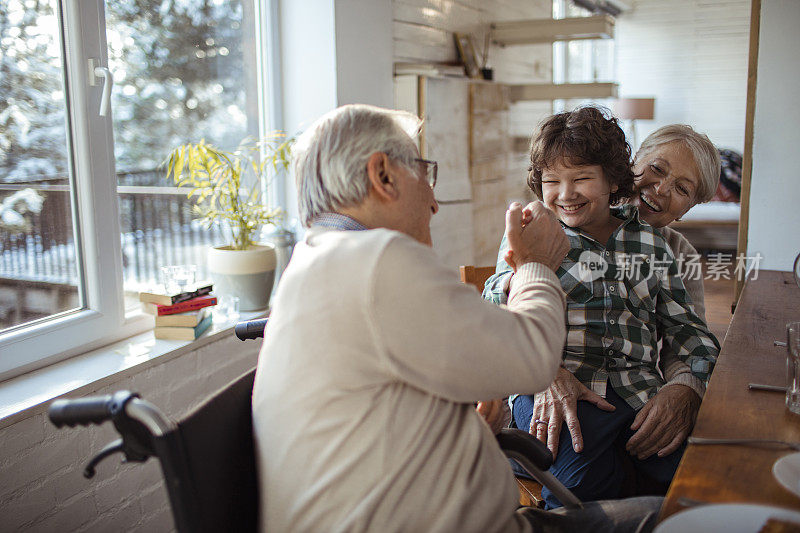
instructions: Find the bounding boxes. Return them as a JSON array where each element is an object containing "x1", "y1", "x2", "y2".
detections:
[
  {"x1": 393, "y1": 0, "x2": 553, "y2": 268},
  {"x1": 425, "y1": 78, "x2": 472, "y2": 202},
  {"x1": 393, "y1": 1, "x2": 483, "y2": 33},
  {"x1": 393, "y1": 75, "x2": 420, "y2": 116},
  {"x1": 470, "y1": 82, "x2": 510, "y2": 267},
  {"x1": 508, "y1": 153, "x2": 534, "y2": 203},
  {"x1": 393, "y1": 0, "x2": 552, "y2": 73},
  {"x1": 509, "y1": 101, "x2": 552, "y2": 136},
  {"x1": 470, "y1": 82, "x2": 510, "y2": 113},
  {"x1": 394, "y1": 21, "x2": 453, "y2": 63},
  {"x1": 471, "y1": 133, "x2": 509, "y2": 167},
  {"x1": 430, "y1": 203, "x2": 475, "y2": 271},
  {"x1": 472, "y1": 180, "x2": 507, "y2": 266},
  {"x1": 470, "y1": 159, "x2": 506, "y2": 185},
  {"x1": 493, "y1": 44, "x2": 552, "y2": 84}
]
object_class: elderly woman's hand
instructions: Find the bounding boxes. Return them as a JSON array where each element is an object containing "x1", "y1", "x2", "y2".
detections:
[
  {"x1": 626, "y1": 384, "x2": 701, "y2": 460},
  {"x1": 477, "y1": 399, "x2": 510, "y2": 435},
  {"x1": 531, "y1": 367, "x2": 615, "y2": 459}
]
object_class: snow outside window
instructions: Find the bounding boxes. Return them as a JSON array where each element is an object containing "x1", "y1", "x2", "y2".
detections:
[{"x1": 0, "y1": 0, "x2": 272, "y2": 380}]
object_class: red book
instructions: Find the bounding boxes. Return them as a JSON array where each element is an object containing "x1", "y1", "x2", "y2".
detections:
[{"x1": 142, "y1": 295, "x2": 217, "y2": 316}]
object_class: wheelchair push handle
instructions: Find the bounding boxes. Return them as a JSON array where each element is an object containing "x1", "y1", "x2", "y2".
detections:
[
  {"x1": 49, "y1": 390, "x2": 139, "y2": 428},
  {"x1": 496, "y1": 428, "x2": 554, "y2": 471},
  {"x1": 496, "y1": 428, "x2": 582, "y2": 509},
  {"x1": 234, "y1": 318, "x2": 269, "y2": 341}
]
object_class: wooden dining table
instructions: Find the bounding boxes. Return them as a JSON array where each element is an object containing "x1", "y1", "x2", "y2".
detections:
[{"x1": 659, "y1": 269, "x2": 800, "y2": 521}]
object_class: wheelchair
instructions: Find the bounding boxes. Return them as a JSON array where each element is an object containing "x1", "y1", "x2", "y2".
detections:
[{"x1": 48, "y1": 318, "x2": 581, "y2": 532}]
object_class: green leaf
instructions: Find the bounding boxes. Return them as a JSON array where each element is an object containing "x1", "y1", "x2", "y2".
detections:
[{"x1": 162, "y1": 135, "x2": 294, "y2": 247}]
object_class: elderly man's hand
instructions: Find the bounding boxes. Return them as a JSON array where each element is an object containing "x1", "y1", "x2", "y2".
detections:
[
  {"x1": 625, "y1": 384, "x2": 701, "y2": 460},
  {"x1": 477, "y1": 399, "x2": 509, "y2": 435},
  {"x1": 531, "y1": 367, "x2": 615, "y2": 459},
  {"x1": 505, "y1": 201, "x2": 568, "y2": 272}
]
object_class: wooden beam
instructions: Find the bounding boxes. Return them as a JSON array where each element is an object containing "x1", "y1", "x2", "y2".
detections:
[
  {"x1": 491, "y1": 16, "x2": 614, "y2": 46},
  {"x1": 508, "y1": 82, "x2": 617, "y2": 102},
  {"x1": 734, "y1": 0, "x2": 761, "y2": 305}
]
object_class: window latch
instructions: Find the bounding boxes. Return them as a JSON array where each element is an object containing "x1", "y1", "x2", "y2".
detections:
[{"x1": 88, "y1": 58, "x2": 113, "y2": 117}]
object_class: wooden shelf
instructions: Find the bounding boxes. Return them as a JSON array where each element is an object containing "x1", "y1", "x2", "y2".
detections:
[
  {"x1": 396, "y1": 75, "x2": 618, "y2": 105},
  {"x1": 491, "y1": 16, "x2": 614, "y2": 46},
  {"x1": 393, "y1": 62, "x2": 466, "y2": 78},
  {"x1": 508, "y1": 82, "x2": 618, "y2": 102}
]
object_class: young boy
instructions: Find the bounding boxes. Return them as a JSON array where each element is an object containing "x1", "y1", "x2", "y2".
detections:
[{"x1": 483, "y1": 106, "x2": 719, "y2": 509}]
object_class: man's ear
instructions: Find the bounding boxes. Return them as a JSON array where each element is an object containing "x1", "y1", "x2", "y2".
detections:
[{"x1": 366, "y1": 152, "x2": 399, "y2": 202}]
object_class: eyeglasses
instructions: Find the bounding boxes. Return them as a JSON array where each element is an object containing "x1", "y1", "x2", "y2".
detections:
[{"x1": 415, "y1": 158, "x2": 438, "y2": 189}]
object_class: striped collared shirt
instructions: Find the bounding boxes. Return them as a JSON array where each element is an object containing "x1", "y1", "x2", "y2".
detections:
[
  {"x1": 311, "y1": 213, "x2": 368, "y2": 231},
  {"x1": 483, "y1": 204, "x2": 720, "y2": 410}
]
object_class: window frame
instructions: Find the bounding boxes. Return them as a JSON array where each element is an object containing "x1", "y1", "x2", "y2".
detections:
[{"x1": 0, "y1": 0, "x2": 277, "y2": 382}]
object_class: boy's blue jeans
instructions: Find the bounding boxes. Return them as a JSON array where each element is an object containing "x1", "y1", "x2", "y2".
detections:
[{"x1": 512, "y1": 385, "x2": 685, "y2": 510}]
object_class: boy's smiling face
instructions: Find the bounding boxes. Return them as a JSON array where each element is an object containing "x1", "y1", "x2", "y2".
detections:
[{"x1": 540, "y1": 160, "x2": 618, "y2": 234}]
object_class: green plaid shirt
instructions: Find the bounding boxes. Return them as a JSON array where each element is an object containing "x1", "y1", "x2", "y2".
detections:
[{"x1": 483, "y1": 205, "x2": 720, "y2": 410}]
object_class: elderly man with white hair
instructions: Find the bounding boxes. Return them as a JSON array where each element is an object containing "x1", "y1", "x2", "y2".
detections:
[{"x1": 251, "y1": 104, "x2": 662, "y2": 532}]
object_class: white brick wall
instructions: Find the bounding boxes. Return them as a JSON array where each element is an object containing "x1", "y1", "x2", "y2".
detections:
[{"x1": 0, "y1": 334, "x2": 260, "y2": 532}]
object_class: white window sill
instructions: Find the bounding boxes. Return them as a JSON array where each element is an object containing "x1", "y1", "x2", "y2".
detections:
[{"x1": 0, "y1": 311, "x2": 265, "y2": 430}]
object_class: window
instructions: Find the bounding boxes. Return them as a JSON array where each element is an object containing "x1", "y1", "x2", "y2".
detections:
[
  {"x1": 0, "y1": 0, "x2": 274, "y2": 380},
  {"x1": 552, "y1": 0, "x2": 616, "y2": 112},
  {"x1": 0, "y1": 2, "x2": 80, "y2": 333},
  {"x1": 106, "y1": 0, "x2": 258, "y2": 305}
]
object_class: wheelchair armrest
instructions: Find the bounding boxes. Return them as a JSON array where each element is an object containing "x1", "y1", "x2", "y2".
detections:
[
  {"x1": 495, "y1": 428, "x2": 583, "y2": 509},
  {"x1": 495, "y1": 428, "x2": 553, "y2": 471}
]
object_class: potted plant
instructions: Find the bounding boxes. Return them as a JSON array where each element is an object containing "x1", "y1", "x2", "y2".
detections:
[{"x1": 163, "y1": 134, "x2": 292, "y2": 311}]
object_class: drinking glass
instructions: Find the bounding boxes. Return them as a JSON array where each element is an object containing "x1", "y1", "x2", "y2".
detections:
[
  {"x1": 787, "y1": 322, "x2": 800, "y2": 414},
  {"x1": 160, "y1": 265, "x2": 197, "y2": 294},
  {"x1": 214, "y1": 295, "x2": 240, "y2": 323}
]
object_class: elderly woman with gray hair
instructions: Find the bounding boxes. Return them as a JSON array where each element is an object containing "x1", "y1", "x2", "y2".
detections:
[{"x1": 521, "y1": 124, "x2": 721, "y2": 501}]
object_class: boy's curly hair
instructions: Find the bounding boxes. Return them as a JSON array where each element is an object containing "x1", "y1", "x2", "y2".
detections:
[{"x1": 527, "y1": 106, "x2": 635, "y2": 205}]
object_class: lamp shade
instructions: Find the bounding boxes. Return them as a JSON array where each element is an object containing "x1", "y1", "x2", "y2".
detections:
[{"x1": 612, "y1": 98, "x2": 655, "y2": 120}]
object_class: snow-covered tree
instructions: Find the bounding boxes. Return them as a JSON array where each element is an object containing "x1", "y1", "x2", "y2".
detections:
[{"x1": 0, "y1": 0, "x2": 253, "y2": 182}]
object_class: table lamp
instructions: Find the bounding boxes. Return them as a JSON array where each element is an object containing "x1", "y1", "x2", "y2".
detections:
[{"x1": 612, "y1": 97, "x2": 655, "y2": 149}]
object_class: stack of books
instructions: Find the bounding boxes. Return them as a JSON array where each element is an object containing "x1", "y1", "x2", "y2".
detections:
[{"x1": 140, "y1": 282, "x2": 217, "y2": 340}]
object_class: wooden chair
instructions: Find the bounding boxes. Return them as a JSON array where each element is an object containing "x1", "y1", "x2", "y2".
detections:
[
  {"x1": 458, "y1": 265, "x2": 497, "y2": 293},
  {"x1": 459, "y1": 265, "x2": 546, "y2": 508}
]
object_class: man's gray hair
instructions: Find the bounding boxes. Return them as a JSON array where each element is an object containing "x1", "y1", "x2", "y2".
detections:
[
  {"x1": 634, "y1": 124, "x2": 721, "y2": 204},
  {"x1": 294, "y1": 104, "x2": 423, "y2": 227}
]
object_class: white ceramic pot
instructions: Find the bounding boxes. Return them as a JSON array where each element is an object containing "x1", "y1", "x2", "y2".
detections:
[{"x1": 207, "y1": 243, "x2": 277, "y2": 311}]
